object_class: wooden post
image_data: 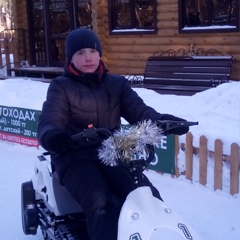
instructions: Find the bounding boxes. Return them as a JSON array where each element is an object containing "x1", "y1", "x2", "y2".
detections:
[
  {"x1": 199, "y1": 136, "x2": 208, "y2": 185},
  {"x1": 12, "y1": 31, "x2": 19, "y2": 65},
  {"x1": 175, "y1": 135, "x2": 179, "y2": 177},
  {"x1": 185, "y1": 132, "x2": 193, "y2": 180},
  {"x1": 230, "y1": 143, "x2": 239, "y2": 195},
  {"x1": 214, "y1": 139, "x2": 223, "y2": 190},
  {"x1": 0, "y1": 31, "x2": 3, "y2": 68},
  {"x1": 4, "y1": 32, "x2": 11, "y2": 67}
]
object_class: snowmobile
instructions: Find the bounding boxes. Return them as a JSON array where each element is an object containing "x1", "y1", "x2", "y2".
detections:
[{"x1": 21, "y1": 120, "x2": 201, "y2": 240}]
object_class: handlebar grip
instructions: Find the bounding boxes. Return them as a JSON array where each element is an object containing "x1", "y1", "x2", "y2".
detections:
[
  {"x1": 157, "y1": 120, "x2": 198, "y2": 132},
  {"x1": 71, "y1": 132, "x2": 85, "y2": 141},
  {"x1": 184, "y1": 121, "x2": 199, "y2": 126},
  {"x1": 71, "y1": 128, "x2": 112, "y2": 142}
]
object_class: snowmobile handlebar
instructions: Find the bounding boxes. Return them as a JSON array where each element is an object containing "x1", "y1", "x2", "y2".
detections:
[
  {"x1": 71, "y1": 120, "x2": 198, "y2": 141},
  {"x1": 156, "y1": 120, "x2": 198, "y2": 133},
  {"x1": 42, "y1": 120, "x2": 197, "y2": 152},
  {"x1": 43, "y1": 120, "x2": 198, "y2": 166}
]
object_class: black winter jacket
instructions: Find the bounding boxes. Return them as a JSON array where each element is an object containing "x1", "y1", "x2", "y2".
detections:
[
  {"x1": 38, "y1": 74, "x2": 164, "y2": 150},
  {"x1": 37, "y1": 62, "x2": 189, "y2": 179},
  {"x1": 37, "y1": 70, "x2": 169, "y2": 176}
]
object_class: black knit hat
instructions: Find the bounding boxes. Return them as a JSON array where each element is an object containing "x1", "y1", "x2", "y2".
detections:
[{"x1": 65, "y1": 28, "x2": 102, "y2": 63}]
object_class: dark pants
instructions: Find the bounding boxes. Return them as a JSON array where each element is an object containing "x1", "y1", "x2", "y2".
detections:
[{"x1": 59, "y1": 149, "x2": 161, "y2": 240}]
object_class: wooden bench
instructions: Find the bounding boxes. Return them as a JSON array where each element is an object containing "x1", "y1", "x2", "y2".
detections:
[
  {"x1": 0, "y1": 76, "x2": 52, "y2": 83},
  {"x1": 7, "y1": 66, "x2": 64, "y2": 79},
  {"x1": 130, "y1": 55, "x2": 234, "y2": 96}
]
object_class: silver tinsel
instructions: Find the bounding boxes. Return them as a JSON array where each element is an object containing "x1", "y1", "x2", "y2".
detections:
[{"x1": 98, "y1": 120, "x2": 163, "y2": 166}]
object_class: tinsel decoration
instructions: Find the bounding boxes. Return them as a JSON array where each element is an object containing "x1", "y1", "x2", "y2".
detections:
[{"x1": 98, "y1": 120, "x2": 163, "y2": 166}]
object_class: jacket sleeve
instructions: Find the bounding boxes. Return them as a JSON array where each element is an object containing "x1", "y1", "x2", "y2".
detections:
[
  {"x1": 120, "y1": 79, "x2": 166, "y2": 124},
  {"x1": 37, "y1": 78, "x2": 70, "y2": 150}
]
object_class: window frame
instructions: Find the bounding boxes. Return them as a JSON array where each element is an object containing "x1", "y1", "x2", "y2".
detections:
[
  {"x1": 178, "y1": 0, "x2": 239, "y2": 33},
  {"x1": 108, "y1": 0, "x2": 157, "y2": 35}
]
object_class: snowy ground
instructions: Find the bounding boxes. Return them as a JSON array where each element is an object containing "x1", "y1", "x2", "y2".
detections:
[
  {"x1": 1, "y1": 140, "x2": 239, "y2": 240},
  {"x1": 0, "y1": 78, "x2": 240, "y2": 239}
]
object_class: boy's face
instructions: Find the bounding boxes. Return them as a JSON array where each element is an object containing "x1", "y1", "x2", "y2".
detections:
[{"x1": 71, "y1": 48, "x2": 100, "y2": 73}]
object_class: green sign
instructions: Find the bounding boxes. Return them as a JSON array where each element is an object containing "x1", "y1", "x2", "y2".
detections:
[
  {"x1": 0, "y1": 105, "x2": 41, "y2": 147},
  {"x1": 148, "y1": 135, "x2": 175, "y2": 174},
  {"x1": 0, "y1": 109, "x2": 175, "y2": 173}
]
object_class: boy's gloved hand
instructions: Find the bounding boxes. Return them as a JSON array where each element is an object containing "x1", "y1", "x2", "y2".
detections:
[
  {"x1": 45, "y1": 129, "x2": 74, "y2": 153},
  {"x1": 159, "y1": 114, "x2": 189, "y2": 135}
]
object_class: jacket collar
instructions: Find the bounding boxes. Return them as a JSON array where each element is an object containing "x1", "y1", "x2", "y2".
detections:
[{"x1": 64, "y1": 60, "x2": 108, "y2": 83}]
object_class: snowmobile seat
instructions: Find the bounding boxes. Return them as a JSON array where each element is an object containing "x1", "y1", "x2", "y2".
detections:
[
  {"x1": 52, "y1": 172, "x2": 83, "y2": 215},
  {"x1": 52, "y1": 173, "x2": 122, "y2": 216}
]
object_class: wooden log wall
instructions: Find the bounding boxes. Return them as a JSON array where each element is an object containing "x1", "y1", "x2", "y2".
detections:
[
  {"x1": 12, "y1": 0, "x2": 29, "y2": 63},
  {"x1": 7, "y1": 0, "x2": 240, "y2": 80},
  {"x1": 93, "y1": 0, "x2": 240, "y2": 81}
]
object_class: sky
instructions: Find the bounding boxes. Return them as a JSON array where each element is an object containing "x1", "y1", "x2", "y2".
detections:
[{"x1": 0, "y1": 78, "x2": 239, "y2": 240}]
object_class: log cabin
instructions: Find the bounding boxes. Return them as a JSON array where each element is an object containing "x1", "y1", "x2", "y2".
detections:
[{"x1": 0, "y1": 0, "x2": 239, "y2": 81}]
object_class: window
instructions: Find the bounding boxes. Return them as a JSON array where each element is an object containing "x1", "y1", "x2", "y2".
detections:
[
  {"x1": 179, "y1": 0, "x2": 239, "y2": 33},
  {"x1": 0, "y1": 0, "x2": 12, "y2": 30},
  {"x1": 49, "y1": 0, "x2": 71, "y2": 37},
  {"x1": 108, "y1": 0, "x2": 157, "y2": 34},
  {"x1": 28, "y1": 0, "x2": 92, "y2": 66},
  {"x1": 76, "y1": 0, "x2": 92, "y2": 29}
]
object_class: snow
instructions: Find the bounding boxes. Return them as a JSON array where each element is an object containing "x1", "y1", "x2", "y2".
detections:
[
  {"x1": 182, "y1": 25, "x2": 236, "y2": 30},
  {"x1": 0, "y1": 78, "x2": 239, "y2": 240}
]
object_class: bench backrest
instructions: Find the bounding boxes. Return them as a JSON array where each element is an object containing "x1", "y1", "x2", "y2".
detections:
[{"x1": 144, "y1": 56, "x2": 234, "y2": 87}]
